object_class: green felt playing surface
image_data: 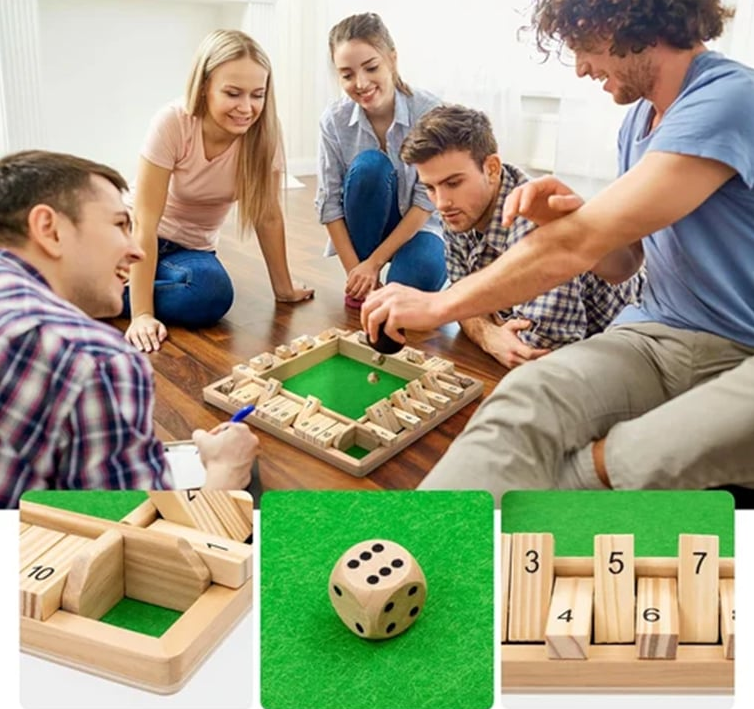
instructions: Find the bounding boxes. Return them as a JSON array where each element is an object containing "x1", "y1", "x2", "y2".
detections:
[
  {"x1": 282, "y1": 354, "x2": 409, "y2": 421},
  {"x1": 261, "y1": 490, "x2": 494, "y2": 709},
  {"x1": 501, "y1": 490, "x2": 734, "y2": 556},
  {"x1": 21, "y1": 490, "x2": 148, "y2": 521},
  {"x1": 21, "y1": 491, "x2": 183, "y2": 636}
]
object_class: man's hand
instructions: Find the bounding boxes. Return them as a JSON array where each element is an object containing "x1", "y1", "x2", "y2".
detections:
[
  {"x1": 362, "y1": 283, "x2": 447, "y2": 344},
  {"x1": 346, "y1": 259, "x2": 381, "y2": 300},
  {"x1": 125, "y1": 313, "x2": 168, "y2": 353},
  {"x1": 193, "y1": 423, "x2": 260, "y2": 490},
  {"x1": 483, "y1": 318, "x2": 551, "y2": 369},
  {"x1": 502, "y1": 175, "x2": 584, "y2": 227}
]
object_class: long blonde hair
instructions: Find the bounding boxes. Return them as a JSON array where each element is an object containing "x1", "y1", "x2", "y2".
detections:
[{"x1": 185, "y1": 29, "x2": 282, "y2": 235}]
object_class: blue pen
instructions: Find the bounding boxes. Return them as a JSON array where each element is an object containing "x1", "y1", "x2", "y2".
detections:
[{"x1": 230, "y1": 404, "x2": 256, "y2": 423}]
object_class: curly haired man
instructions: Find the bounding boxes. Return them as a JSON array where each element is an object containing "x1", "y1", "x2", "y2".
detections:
[{"x1": 363, "y1": 1, "x2": 754, "y2": 498}]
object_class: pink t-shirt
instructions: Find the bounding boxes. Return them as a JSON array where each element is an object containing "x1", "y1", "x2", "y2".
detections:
[{"x1": 136, "y1": 103, "x2": 239, "y2": 251}]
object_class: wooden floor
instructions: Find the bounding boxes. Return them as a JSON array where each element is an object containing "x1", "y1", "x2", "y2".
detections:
[{"x1": 109, "y1": 177, "x2": 507, "y2": 491}]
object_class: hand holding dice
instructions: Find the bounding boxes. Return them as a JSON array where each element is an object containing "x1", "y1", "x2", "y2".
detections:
[{"x1": 329, "y1": 539, "x2": 427, "y2": 640}]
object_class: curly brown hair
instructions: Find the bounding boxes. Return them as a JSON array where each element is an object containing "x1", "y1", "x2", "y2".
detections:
[{"x1": 528, "y1": 0, "x2": 735, "y2": 58}]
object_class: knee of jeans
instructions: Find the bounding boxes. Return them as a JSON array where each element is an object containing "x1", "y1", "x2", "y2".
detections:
[{"x1": 346, "y1": 150, "x2": 394, "y2": 187}]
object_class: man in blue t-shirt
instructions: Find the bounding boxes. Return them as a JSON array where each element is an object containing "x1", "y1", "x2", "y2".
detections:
[{"x1": 361, "y1": 0, "x2": 754, "y2": 497}]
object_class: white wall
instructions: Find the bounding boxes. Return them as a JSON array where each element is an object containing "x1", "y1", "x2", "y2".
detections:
[{"x1": 38, "y1": 0, "x2": 227, "y2": 181}]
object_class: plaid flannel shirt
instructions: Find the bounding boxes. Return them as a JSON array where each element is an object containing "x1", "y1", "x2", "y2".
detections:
[
  {"x1": 0, "y1": 251, "x2": 170, "y2": 507},
  {"x1": 445, "y1": 164, "x2": 643, "y2": 348}
]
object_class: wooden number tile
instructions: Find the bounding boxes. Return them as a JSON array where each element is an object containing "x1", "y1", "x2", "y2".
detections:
[
  {"x1": 248, "y1": 352, "x2": 274, "y2": 372},
  {"x1": 20, "y1": 533, "x2": 92, "y2": 620},
  {"x1": 424, "y1": 391, "x2": 451, "y2": 410},
  {"x1": 203, "y1": 491, "x2": 252, "y2": 542},
  {"x1": 229, "y1": 382, "x2": 262, "y2": 406},
  {"x1": 275, "y1": 344, "x2": 295, "y2": 360},
  {"x1": 258, "y1": 377, "x2": 282, "y2": 405},
  {"x1": 149, "y1": 519, "x2": 252, "y2": 589},
  {"x1": 545, "y1": 577, "x2": 594, "y2": 659},
  {"x1": 291, "y1": 334, "x2": 315, "y2": 352},
  {"x1": 61, "y1": 529, "x2": 124, "y2": 619},
  {"x1": 403, "y1": 347, "x2": 425, "y2": 364},
  {"x1": 419, "y1": 371, "x2": 443, "y2": 393},
  {"x1": 594, "y1": 534, "x2": 635, "y2": 643},
  {"x1": 392, "y1": 407, "x2": 422, "y2": 431},
  {"x1": 389, "y1": 389, "x2": 413, "y2": 413},
  {"x1": 501, "y1": 533, "x2": 512, "y2": 643},
  {"x1": 293, "y1": 395, "x2": 321, "y2": 425},
  {"x1": 148, "y1": 491, "x2": 228, "y2": 537},
  {"x1": 365, "y1": 399, "x2": 402, "y2": 434},
  {"x1": 406, "y1": 398, "x2": 436, "y2": 420},
  {"x1": 304, "y1": 415, "x2": 340, "y2": 444},
  {"x1": 508, "y1": 533, "x2": 554, "y2": 641},
  {"x1": 636, "y1": 576, "x2": 679, "y2": 659},
  {"x1": 293, "y1": 412, "x2": 328, "y2": 440},
  {"x1": 437, "y1": 380, "x2": 464, "y2": 400},
  {"x1": 678, "y1": 534, "x2": 719, "y2": 642},
  {"x1": 363, "y1": 421, "x2": 399, "y2": 447},
  {"x1": 405, "y1": 380, "x2": 430, "y2": 405},
  {"x1": 314, "y1": 421, "x2": 347, "y2": 449},
  {"x1": 333, "y1": 423, "x2": 357, "y2": 451},
  {"x1": 20, "y1": 525, "x2": 66, "y2": 570},
  {"x1": 423, "y1": 356, "x2": 454, "y2": 373},
  {"x1": 231, "y1": 363, "x2": 256, "y2": 382},
  {"x1": 256, "y1": 394, "x2": 290, "y2": 422},
  {"x1": 719, "y1": 578, "x2": 734, "y2": 659},
  {"x1": 317, "y1": 327, "x2": 338, "y2": 342},
  {"x1": 268, "y1": 400, "x2": 302, "y2": 429}
]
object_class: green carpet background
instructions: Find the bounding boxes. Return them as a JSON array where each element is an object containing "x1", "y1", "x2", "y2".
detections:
[
  {"x1": 261, "y1": 490, "x2": 494, "y2": 709},
  {"x1": 501, "y1": 490, "x2": 734, "y2": 556}
]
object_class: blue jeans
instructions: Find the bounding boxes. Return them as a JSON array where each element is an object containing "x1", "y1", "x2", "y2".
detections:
[
  {"x1": 122, "y1": 239, "x2": 234, "y2": 327},
  {"x1": 343, "y1": 150, "x2": 446, "y2": 292}
]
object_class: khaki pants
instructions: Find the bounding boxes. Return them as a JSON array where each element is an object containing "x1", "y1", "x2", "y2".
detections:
[{"x1": 420, "y1": 322, "x2": 754, "y2": 500}]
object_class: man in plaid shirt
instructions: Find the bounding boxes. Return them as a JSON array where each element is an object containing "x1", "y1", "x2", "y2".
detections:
[
  {"x1": 0, "y1": 151, "x2": 258, "y2": 507},
  {"x1": 400, "y1": 104, "x2": 642, "y2": 368}
]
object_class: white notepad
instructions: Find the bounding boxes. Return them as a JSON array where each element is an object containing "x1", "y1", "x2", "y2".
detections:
[{"x1": 163, "y1": 442, "x2": 206, "y2": 489}]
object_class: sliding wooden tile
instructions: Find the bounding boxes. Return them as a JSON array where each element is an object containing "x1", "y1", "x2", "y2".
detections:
[
  {"x1": 508, "y1": 533, "x2": 554, "y2": 641},
  {"x1": 149, "y1": 519, "x2": 252, "y2": 588},
  {"x1": 20, "y1": 525, "x2": 66, "y2": 570},
  {"x1": 227, "y1": 491, "x2": 253, "y2": 523},
  {"x1": 545, "y1": 576, "x2": 593, "y2": 659},
  {"x1": 202, "y1": 491, "x2": 252, "y2": 542},
  {"x1": 20, "y1": 533, "x2": 91, "y2": 620},
  {"x1": 148, "y1": 490, "x2": 227, "y2": 537},
  {"x1": 636, "y1": 576, "x2": 679, "y2": 659},
  {"x1": 594, "y1": 534, "x2": 635, "y2": 643},
  {"x1": 719, "y1": 577, "x2": 734, "y2": 660},
  {"x1": 678, "y1": 534, "x2": 719, "y2": 642},
  {"x1": 500, "y1": 533, "x2": 512, "y2": 643},
  {"x1": 62, "y1": 529, "x2": 124, "y2": 619}
]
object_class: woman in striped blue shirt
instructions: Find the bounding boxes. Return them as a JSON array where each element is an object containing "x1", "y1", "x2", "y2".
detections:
[{"x1": 316, "y1": 12, "x2": 447, "y2": 309}]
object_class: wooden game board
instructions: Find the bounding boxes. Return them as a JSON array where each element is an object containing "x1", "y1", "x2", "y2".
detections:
[
  {"x1": 500, "y1": 532, "x2": 734, "y2": 693},
  {"x1": 19, "y1": 492, "x2": 253, "y2": 694},
  {"x1": 203, "y1": 329, "x2": 484, "y2": 476}
]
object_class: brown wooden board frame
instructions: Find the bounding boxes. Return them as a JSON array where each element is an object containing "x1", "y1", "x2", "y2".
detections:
[
  {"x1": 500, "y1": 547, "x2": 735, "y2": 693},
  {"x1": 19, "y1": 499, "x2": 252, "y2": 694},
  {"x1": 202, "y1": 330, "x2": 484, "y2": 476}
]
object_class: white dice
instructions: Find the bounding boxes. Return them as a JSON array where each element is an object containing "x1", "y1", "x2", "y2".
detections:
[{"x1": 328, "y1": 539, "x2": 427, "y2": 639}]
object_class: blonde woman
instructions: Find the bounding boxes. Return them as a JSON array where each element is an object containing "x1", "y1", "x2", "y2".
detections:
[{"x1": 124, "y1": 29, "x2": 313, "y2": 352}]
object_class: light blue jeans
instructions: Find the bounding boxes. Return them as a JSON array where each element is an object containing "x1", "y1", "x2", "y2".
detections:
[
  {"x1": 343, "y1": 150, "x2": 446, "y2": 292},
  {"x1": 122, "y1": 239, "x2": 233, "y2": 327}
]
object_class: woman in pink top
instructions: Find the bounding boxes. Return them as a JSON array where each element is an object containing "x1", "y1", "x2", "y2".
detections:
[{"x1": 124, "y1": 29, "x2": 313, "y2": 352}]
